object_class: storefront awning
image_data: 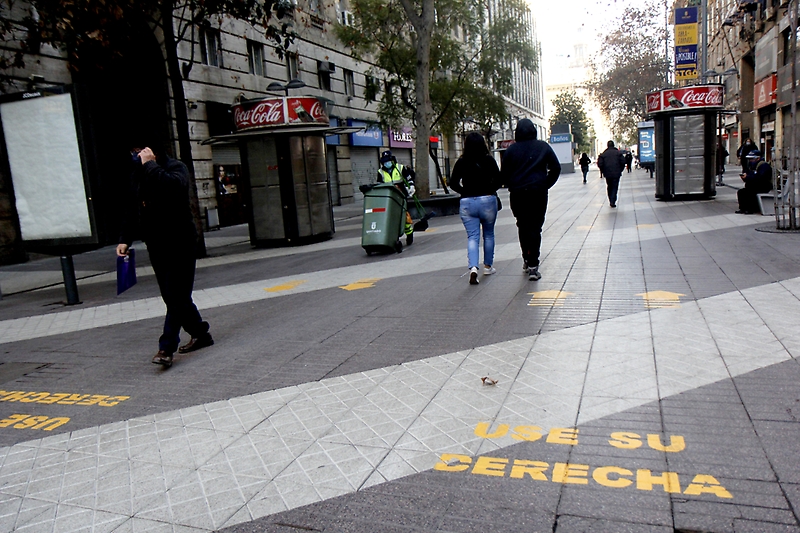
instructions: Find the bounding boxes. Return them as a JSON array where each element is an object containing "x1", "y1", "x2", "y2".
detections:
[{"x1": 202, "y1": 124, "x2": 364, "y2": 145}]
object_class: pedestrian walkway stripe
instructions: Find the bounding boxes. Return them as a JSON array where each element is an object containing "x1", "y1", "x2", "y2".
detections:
[
  {"x1": 264, "y1": 280, "x2": 307, "y2": 292},
  {"x1": 339, "y1": 278, "x2": 381, "y2": 291},
  {"x1": 528, "y1": 290, "x2": 573, "y2": 306}
]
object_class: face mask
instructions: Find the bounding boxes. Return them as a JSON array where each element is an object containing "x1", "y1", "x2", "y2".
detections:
[{"x1": 383, "y1": 161, "x2": 393, "y2": 170}]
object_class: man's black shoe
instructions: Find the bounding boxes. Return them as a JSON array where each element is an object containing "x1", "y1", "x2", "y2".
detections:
[
  {"x1": 152, "y1": 350, "x2": 173, "y2": 368},
  {"x1": 179, "y1": 334, "x2": 214, "y2": 354},
  {"x1": 406, "y1": 233, "x2": 413, "y2": 245}
]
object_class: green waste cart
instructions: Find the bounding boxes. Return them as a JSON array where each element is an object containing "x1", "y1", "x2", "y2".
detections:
[{"x1": 361, "y1": 183, "x2": 407, "y2": 255}]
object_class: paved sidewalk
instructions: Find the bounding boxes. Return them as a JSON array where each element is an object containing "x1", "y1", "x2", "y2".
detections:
[{"x1": 0, "y1": 169, "x2": 799, "y2": 532}]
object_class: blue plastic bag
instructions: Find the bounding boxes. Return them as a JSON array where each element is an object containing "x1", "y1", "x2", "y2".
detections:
[{"x1": 116, "y1": 248, "x2": 137, "y2": 295}]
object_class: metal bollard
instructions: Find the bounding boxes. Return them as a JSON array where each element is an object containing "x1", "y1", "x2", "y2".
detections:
[{"x1": 60, "y1": 255, "x2": 81, "y2": 305}]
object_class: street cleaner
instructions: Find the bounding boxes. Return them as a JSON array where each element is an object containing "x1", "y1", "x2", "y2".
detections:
[{"x1": 377, "y1": 150, "x2": 416, "y2": 245}]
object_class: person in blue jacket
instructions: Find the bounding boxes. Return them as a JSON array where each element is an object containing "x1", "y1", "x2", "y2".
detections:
[
  {"x1": 500, "y1": 119, "x2": 561, "y2": 281},
  {"x1": 736, "y1": 149, "x2": 772, "y2": 214}
]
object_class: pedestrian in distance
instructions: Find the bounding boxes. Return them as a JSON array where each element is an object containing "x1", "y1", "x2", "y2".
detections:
[
  {"x1": 597, "y1": 140, "x2": 626, "y2": 208},
  {"x1": 736, "y1": 137, "x2": 756, "y2": 174},
  {"x1": 716, "y1": 140, "x2": 729, "y2": 185},
  {"x1": 735, "y1": 149, "x2": 772, "y2": 214},
  {"x1": 377, "y1": 150, "x2": 416, "y2": 246},
  {"x1": 117, "y1": 143, "x2": 213, "y2": 369},
  {"x1": 449, "y1": 132, "x2": 501, "y2": 285},
  {"x1": 579, "y1": 153, "x2": 591, "y2": 183},
  {"x1": 500, "y1": 118, "x2": 561, "y2": 281},
  {"x1": 624, "y1": 151, "x2": 633, "y2": 173}
]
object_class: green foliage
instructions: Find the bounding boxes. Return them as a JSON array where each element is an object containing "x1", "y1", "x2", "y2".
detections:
[
  {"x1": 550, "y1": 91, "x2": 592, "y2": 154},
  {"x1": 335, "y1": 0, "x2": 539, "y2": 137},
  {"x1": 589, "y1": 1, "x2": 669, "y2": 144}
]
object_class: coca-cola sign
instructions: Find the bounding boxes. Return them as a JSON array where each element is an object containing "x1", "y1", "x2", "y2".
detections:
[
  {"x1": 646, "y1": 85, "x2": 724, "y2": 114},
  {"x1": 232, "y1": 97, "x2": 329, "y2": 131}
]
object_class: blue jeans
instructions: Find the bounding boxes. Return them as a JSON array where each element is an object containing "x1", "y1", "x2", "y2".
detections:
[{"x1": 459, "y1": 195, "x2": 497, "y2": 269}]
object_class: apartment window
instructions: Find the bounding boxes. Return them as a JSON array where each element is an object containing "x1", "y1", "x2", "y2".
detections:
[
  {"x1": 318, "y1": 61, "x2": 334, "y2": 91},
  {"x1": 364, "y1": 75, "x2": 380, "y2": 102},
  {"x1": 344, "y1": 69, "x2": 355, "y2": 97},
  {"x1": 200, "y1": 28, "x2": 222, "y2": 67},
  {"x1": 247, "y1": 40, "x2": 265, "y2": 77},
  {"x1": 286, "y1": 52, "x2": 299, "y2": 80}
]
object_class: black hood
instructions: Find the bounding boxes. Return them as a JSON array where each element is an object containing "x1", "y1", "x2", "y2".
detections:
[{"x1": 515, "y1": 118, "x2": 537, "y2": 142}]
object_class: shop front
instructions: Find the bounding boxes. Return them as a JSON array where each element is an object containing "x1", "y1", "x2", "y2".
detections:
[
  {"x1": 348, "y1": 120, "x2": 384, "y2": 201},
  {"x1": 754, "y1": 74, "x2": 777, "y2": 160}
]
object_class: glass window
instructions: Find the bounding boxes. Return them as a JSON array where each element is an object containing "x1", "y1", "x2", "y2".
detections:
[
  {"x1": 318, "y1": 61, "x2": 333, "y2": 91},
  {"x1": 247, "y1": 40, "x2": 265, "y2": 77},
  {"x1": 344, "y1": 69, "x2": 355, "y2": 97},
  {"x1": 200, "y1": 28, "x2": 222, "y2": 67},
  {"x1": 286, "y1": 52, "x2": 299, "y2": 81}
]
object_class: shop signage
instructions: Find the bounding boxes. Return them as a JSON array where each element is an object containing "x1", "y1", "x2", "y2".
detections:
[
  {"x1": 498, "y1": 139, "x2": 515, "y2": 149},
  {"x1": 761, "y1": 121, "x2": 775, "y2": 132},
  {"x1": 646, "y1": 85, "x2": 724, "y2": 114},
  {"x1": 674, "y1": 7, "x2": 698, "y2": 80},
  {"x1": 389, "y1": 126, "x2": 414, "y2": 148},
  {"x1": 549, "y1": 133, "x2": 572, "y2": 143},
  {"x1": 754, "y1": 74, "x2": 777, "y2": 110},
  {"x1": 638, "y1": 128, "x2": 655, "y2": 164},
  {"x1": 754, "y1": 27, "x2": 777, "y2": 82},
  {"x1": 348, "y1": 119, "x2": 383, "y2": 147},
  {"x1": 232, "y1": 97, "x2": 328, "y2": 131},
  {"x1": 776, "y1": 61, "x2": 800, "y2": 108}
]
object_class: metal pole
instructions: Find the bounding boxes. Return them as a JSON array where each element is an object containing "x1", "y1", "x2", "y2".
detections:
[
  {"x1": 790, "y1": 0, "x2": 798, "y2": 229},
  {"x1": 60, "y1": 255, "x2": 81, "y2": 306},
  {"x1": 701, "y1": 0, "x2": 708, "y2": 83}
]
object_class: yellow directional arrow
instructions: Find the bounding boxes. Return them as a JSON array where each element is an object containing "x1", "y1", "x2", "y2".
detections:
[
  {"x1": 577, "y1": 225, "x2": 593, "y2": 231},
  {"x1": 636, "y1": 290, "x2": 686, "y2": 309},
  {"x1": 340, "y1": 278, "x2": 381, "y2": 291},
  {"x1": 528, "y1": 290, "x2": 573, "y2": 307},
  {"x1": 637, "y1": 224, "x2": 655, "y2": 229},
  {"x1": 264, "y1": 280, "x2": 307, "y2": 292}
]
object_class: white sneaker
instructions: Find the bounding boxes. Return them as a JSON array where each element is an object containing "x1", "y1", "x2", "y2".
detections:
[
  {"x1": 528, "y1": 266, "x2": 541, "y2": 281},
  {"x1": 469, "y1": 267, "x2": 479, "y2": 285},
  {"x1": 483, "y1": 266, "x2": 496, "y2": 276},
  {"x1": 522, "y1": 260, "x2": 529, "y2": 272}
]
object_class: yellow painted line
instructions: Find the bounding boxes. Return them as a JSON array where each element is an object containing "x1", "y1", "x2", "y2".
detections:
[
  {"x1": 0, "y1": 414, "x2": 70, "y2": 431},
  {"x1": 636, "y1": 290, "x2": 685, "y2": 309},
  {"x1": 637, "y1": 224, "x2": 655, "y2": 229},
  {"x1": 528, "y1": 290, "x2": 573, "y2": 307},
  {"x1": 0, "y1": 391, "x2": 129, "y2": 406},
  {"x1": 264, "y1": 280, "x2": 307, "y2": 292},
  {"x1": 577, "y1": 225, "x2": 593, "y2": 230},
  {"x1": 340, "y1": 278, "x2": 381, "y2": 291}
]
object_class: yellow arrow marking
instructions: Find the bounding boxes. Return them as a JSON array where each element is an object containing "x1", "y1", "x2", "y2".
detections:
[
  {"x1": 577, "y1": 225, "x2": 593, "y2": 230},
  {"x1": 636, "y1": 290, "x2": 686, "y2": 308},
  {"x1": 637, "y1": 224, "x2": 655, "y2": 229},
  {"x1": 340, "y1": 278, "x2": 381, "y2": 291},
  {"x1": 528, "y1": 290, "x2": 573, "y2": 307},
  {"x1": 264, "y1": 280, "x2": 307, "y2": 292}
]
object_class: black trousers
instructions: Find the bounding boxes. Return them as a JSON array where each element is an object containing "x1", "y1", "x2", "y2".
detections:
[
  {"x1": 510, "y1": 189, "x2": 548, "y2": 268},
  {"x1": 147, "y1": 241, "x2": 208, "y2": 353},
  {"x1": 606, "y1": 175, "x2": 621, "y2": 205},
  {"x1": 737, "y1": 187, "x2": 763, "y2": 213}
]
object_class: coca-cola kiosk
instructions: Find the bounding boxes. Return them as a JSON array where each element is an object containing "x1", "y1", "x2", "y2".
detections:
[
  {"x1": 205, "y1": 96, "x2": 357, "y2": 246},
  {"x1": 646, "y1": 84, "x2": 723, "y2": 199}
]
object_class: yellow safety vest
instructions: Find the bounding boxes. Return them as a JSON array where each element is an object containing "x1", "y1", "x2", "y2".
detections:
[{"x1": 379, "y1": 164, "x2": 405, "y2": 184}]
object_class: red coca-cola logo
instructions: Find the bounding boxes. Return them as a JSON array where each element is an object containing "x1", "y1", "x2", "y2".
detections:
[
  {"x1": 647, "y1": 92, "x2": 662, "y2": 112},
  {"x1": 233, "y1": 99, "x2": 284, "y2": 130},
  {"x1": 646, "y1": 85, "x2": 723, "y2": 114}
]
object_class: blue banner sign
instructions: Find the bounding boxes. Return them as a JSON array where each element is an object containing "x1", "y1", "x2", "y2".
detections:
[
  {"x1": 675, "y1": 6, "x2": 698, "y2": 25},
  {"x1": 348, "y1": 119, "x2": 383, "y2": 147},
  {"x1": 638, "y1": 128, "x2": 655, "y2": 164},
  {"x1": 549, "y1": 133, "x2": 571, "y2": 143}
]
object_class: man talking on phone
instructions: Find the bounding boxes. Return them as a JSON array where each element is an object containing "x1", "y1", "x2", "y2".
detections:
[{"x1": 117, "y1": 143, "x2": 212, "y2": 368}]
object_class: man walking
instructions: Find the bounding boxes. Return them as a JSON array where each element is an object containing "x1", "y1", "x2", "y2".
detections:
[
  {"x1": 500, "y1": 119, "x2": 561, "y2": 281},
  {"x1": 377, "y1": 150, "x2": 416, "y2": 245},
  {"x1": 597, "y1": 140, "x2": 626, "y2": 208},
  {"x1": 117, "y1": 144, "x2": 212, "y2": 368}
]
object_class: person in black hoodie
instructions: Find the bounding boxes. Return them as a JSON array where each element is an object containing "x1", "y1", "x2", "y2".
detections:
[
  {"x1": 449, "y1": 132, "x2": 502, "y2": 285},
  {"x1": 117, "y1": 144, "x2": 212, "y2": 368},
  {"x1": 597, "y1": 140, "x2": 626, "y2": 207},
  {"x1": 500, "y1": 119, "x2": 561, "y2": 281},
  {"x1": 579, "y1": 153, "x2": 591, "y2": 183}
]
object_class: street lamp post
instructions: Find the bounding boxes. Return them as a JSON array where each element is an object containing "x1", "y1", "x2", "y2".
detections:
[{"x1": 266, "y1": 78, "x2": 307, "y2": 96}]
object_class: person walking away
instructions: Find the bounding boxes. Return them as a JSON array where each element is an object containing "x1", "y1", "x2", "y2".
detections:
[
  {"x1": 500, "y1": 118, "x2": 561, "y2": 281},
  {"x1": 736, "y1": 149, "x2": 772, "y2": 214},
  {"x1": 449, "y1": 132, "x2": 501, "y2": 285},
  {"x1": 716, "y1": 141, "x2": 729, "y2": 185},
  {"x1": 377, "y1": 150, "x2": 416, "y2": 245},
  {"x1": 624, "y1": 151, "x2": 633, "y2": 173},
  {"x1": 117, "y1": 144, "x2": 213, "y2": 368},
  {"x1": 597, "y1": 140, "x2": 626, "y2": 208},
  {"x1": 736, "y1": 138, "x2": 756, "y2": 174},
  {"x1": 579, "y1": 153, "x2": 591, "y2": 183}
]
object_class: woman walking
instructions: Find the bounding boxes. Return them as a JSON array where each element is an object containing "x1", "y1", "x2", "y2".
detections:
[
  {"x1": 579, "y1": 153, "x2": 591, "y2": 183},
  {"x1": 449, "y1": 132, "x2": 502, "y2": 285}
]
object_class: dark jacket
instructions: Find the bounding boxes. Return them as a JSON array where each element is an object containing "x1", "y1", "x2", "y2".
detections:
[
  {"x1": 579, "y1": 154, "x2": 591, "y2": 169},
  {"x1": 120, "y1": 156, "x2": 197, "y2": 247},
  {"x1": 500, "y1": 119, "x2": 561, "y2": 193},
  {"x1": 597, "y1": 147, "x2": 626, "y2": 178},
  {"x1": 743, "y1": 160, "x2": 773, "y2": 193}
]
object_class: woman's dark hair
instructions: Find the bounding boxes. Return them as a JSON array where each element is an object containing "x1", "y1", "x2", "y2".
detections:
[{"x1": 462, "y1": 132, "x2": 489, "y2": 159}]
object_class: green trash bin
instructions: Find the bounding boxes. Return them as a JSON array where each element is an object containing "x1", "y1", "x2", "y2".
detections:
[{"x1": 361, "y1": 183, "x2": 407, "y2": 255}]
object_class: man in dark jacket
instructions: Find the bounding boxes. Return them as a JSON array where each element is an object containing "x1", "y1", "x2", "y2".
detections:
[
  {"x1": 500, "y1": 119, "x2": 561, "y2": 281},
  {"x1": 736, "y1": 149, "x2": 772, "y2": 214},
  {"x1": 597, "y1": 140, "x2": 626, "y2": 207},
  {"x1": 117, "y1": 145, "x2": 212, "y2": 368}
]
